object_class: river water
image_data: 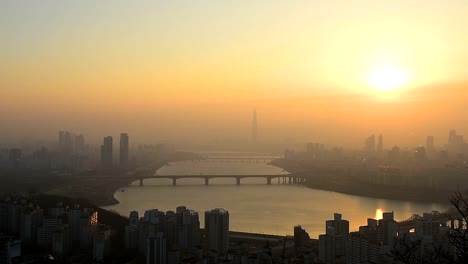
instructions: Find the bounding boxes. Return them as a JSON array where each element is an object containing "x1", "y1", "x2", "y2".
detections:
[{"x1": 104, "y1": 156, "x2": 447, "y2": 238}]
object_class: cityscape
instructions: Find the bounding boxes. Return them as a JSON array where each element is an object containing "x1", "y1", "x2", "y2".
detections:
[{"x1": 2, "y1": 1, "x2": 468, "y2": 264}]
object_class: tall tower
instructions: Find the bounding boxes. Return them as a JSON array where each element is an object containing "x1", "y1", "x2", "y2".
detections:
[
  {"x1": 120, "y1": 133, "x2": 129, "y2": 166},
  {"x1": 205, "y1": 208, "x2": 229, "y2": 256},
  {"x1": 377, "y1": 134, "x2": 383, "y2": 153},
  {"x1": 101, "y1": 136, "x2": 113, "y2": 168},
  {"x1": 252, "y1": 109, "x2": 257, "y2": 142},
  {"x1": 426, "y1": 136, "x2": 434, "y2": 153}
]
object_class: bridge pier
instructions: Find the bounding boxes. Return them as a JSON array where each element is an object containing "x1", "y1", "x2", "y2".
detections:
[
  {"x1": 139, "y1": 178, "x2": 143, "y2": 187},
  {"x1": 267, "y1": 177, "x2": 272, "y2": 185},
  {"x1": 172, "y1": 178, "x2": 177, "y2": 186},
  {"x1": 205, "y1": 178, "x2": 209, "y2": 185},
  {"x1": 236, "y1": 177, "x2": 241, "y2": 185}
]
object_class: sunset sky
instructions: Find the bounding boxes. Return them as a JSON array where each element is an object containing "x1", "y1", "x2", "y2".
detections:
[{"x1": 1, "y1": 1, "x2": 468, "y2": 147}]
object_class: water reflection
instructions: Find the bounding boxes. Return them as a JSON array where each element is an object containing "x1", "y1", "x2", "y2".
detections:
[{"x1": 105, "y1": 159, "x2": 448, "y2": 238}]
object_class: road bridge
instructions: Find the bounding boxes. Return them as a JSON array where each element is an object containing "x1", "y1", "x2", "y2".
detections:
[
  {"x1": 136, "y1": 174, "x2": 303, "y2": 186},
  {"x1": 398, "y1": 208, "x2": 464, "y2": 231}
]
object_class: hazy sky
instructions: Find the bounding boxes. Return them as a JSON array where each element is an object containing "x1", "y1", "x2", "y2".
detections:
[{"x1": 1, "y1": 1, "x2": 468, "y2": 147}]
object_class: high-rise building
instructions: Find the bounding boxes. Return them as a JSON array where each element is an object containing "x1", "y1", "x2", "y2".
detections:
[
  {"x1": 75, "y1": 134, "x2": 85, "y2": 153},
  {"x1": 93, "y1": 225, "x2": 112, "y2": 262},
  {"x1": 120, "y1": 133, "x2": 129, "y2": 166},
  {"x1": 294, "y1": 225, "x2": 310, "y2": 253},
  {"x1": 129, "y1": 211, "x2": 139, "y2": 227},
  {"x1": 377, "y1": 212, "x2": 399, "y2": 254},
  {"x1": 426, "y1": 136, "x2": 435, "y2": 154},
  {"x1": 63, "y1": 131, "x2": 72, "y2": 154},
  {"x1": 100, "y1": 136, "x2": 113, "y2": 168},
  {"x1": 175, "y1": 206, "x2": 200, "y2": 250},
  {"x1": 8, "y1": 149, "x2": 22, "y2": 169},
  {"x1": 146, "y1": 233, "x2": 166, "y2": 264},
  {"x1": 364, "y1": 135, "x2": 376, "y2": 154},
  {"x1": 19, "y1": 207, "x2": 42, "y2": 244},
  {"x1": 319, "y1": 213, "x2": 349, "y2": 264},
  {"x1": 347, "y1": 219, "x2": 381, "y2": 264},
  {"x1": 37, "y1": 216, "x2": 64, "y2": 247},
  {"x1": 0, "y1": 237, "x2": 21, "y2": 264},
  {"x1": 139, "y1": 210, "x2": 166, "y2": 254},
  {"x1": 414, "y1": 146, "x2": 427, "y2": 160},
  {"x1": 449, "y1": 130, "x2": 457, "y2": 145},
  {"x1": 68, "y1": 206, "x2": 82, "y2": 242},
  {"x1": 165, "y1": 211, "x2": 177, "y2": 250},
  {"x1": 52, "y1": 224, "x2": 71, "y2": 256},
  {"x1": 252, "y1": 109, "x2": 257, "y2": 142},
  {"x1": 80, "y1": 209, "x2": 98, "y2": 249},
  {"x1": 125, "y1": 211, "x2": 140, "y2": 249},
  {"x1": 377, "y1": 134, "x2": 383, "y2": 153},
  {"x1": 205, "y1": 208, "x2": 229, "y2": 256},
  {"x1": 58, "y1": 131, "x2": 65, "y2": 150}
]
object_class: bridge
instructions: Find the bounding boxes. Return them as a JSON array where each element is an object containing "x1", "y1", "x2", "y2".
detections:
[
  {"x1": 397, "y1": 207, "x2": 464, "y2": 231},
  {"x1": 135, "y1": 174, "x2": 304, "y2": 186},
  {"x1": 187, "y1": 157, "x2": 278, "y2": 163}
]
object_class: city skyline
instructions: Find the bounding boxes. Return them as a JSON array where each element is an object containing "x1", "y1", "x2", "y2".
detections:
[
  {"x1": 2, "y1": 1, "x2": 468, "y2": 263},
  {"x1": 1, "y1": 1, "x2": 468, "y2": 146}
]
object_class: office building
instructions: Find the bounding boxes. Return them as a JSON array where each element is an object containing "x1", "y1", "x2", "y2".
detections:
[
  {"x1": 414, "y1": 146, "x2": 427, "y2": 160},
  {"x1": 125, "y1": 211, "x2": 140, "y2": 249},
  {"x1": 146, "y1": 233, "x2": 167, "y2": 264},
  {"x1": 0, "y1": 237, "x2": 21, "y2": 264},
  {"x1": 205, "y1": 208, "x2": 229, "y2": 256},
  {"x1": 75, "y1": 134, "x2": 85, "y2": 153},
  {"x1": 426, "y1": 136, "x2": 434, "y2": 154},
  {"x1": 377, "y1": 134, "x2": 383, "y2": 153},
  {"x1": 100, "y1": 136, "x2": 113, "y2": 168},
  {"x1": 364, "y1": 135, "x2": 376, "y2": 154},
  {"x1": 37, "y1": 216, "x2": 64, "y2": 247},
  {"x1": 120, "y1": 133, "x2": 129, "y2": 166},
  {"x1": 80, "y1": 209, "x2": 98, "y2": 249},
  {"x1": 175, "y1": 206, "x2": 200, "y2": 250},
  {"x1": 319, "y1": 213, "x2": 349, "y2": 264},
  {"x1": 93, "y1": 225, "x2": 112, "y2": 262},
  {"x1": 19, "y1": 207, "x2": 42, "y2": 244},
  {"x1": 377, "y1": 212, "x2": 399, "y2": 254},
  {"x1": 165, "y1": 211, "x2": 177, "y2": 250},
  {"x1": 294, "y1": 225, "x2": 310, "y2": 252},
  {"x1": 52, "y1": 224, "x2": 71, "y2": 256}
]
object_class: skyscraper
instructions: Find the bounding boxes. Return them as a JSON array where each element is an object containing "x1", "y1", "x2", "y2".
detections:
[
  {"x1": 175, "y1": 206, "x2": 200, "y2": 250},
  {"x1": 146, "y1": 233, "x2": 166, "y2": 264},
  {"x1": 377, "y1": 134, "x2": 383, "y2": 153},
  {"x1": 319, "y1": 213, "x2": 349, "y2": 264},
  {"x1": 252, "y1": 109, "x2": 257, "y2": 142},
  {"x1": 120, "y1": 133, "x2": 129, "y2": 166},
  {"x1": 75, "y1": 134, "x2": 85, "y2": 153},
  {"x1": 364, "y1": 134, "x2": 376, "y2": 154},
  {"x1": 58, "y1": 131, "x2": 65, "y2": 150},
  {"x1": 426, "y1": 136, "x2": 434, "y2": 153},
  {"x1": 205, "y1": 208, "x2": 229, "y2": 256},
  {"x1": 100, "y1": 136, "x2": 113, "y2": 168}
]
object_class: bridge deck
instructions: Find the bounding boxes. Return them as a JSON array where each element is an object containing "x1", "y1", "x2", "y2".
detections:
[{"x1": 142, "y1": 174, "x2": 291, "y2": 179}]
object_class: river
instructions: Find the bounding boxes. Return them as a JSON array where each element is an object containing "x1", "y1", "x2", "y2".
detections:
[{"x1": 104, "y1": 155, "x2": 447, "y2": 238}]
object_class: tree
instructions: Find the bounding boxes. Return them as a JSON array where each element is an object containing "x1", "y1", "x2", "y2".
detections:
[{"x1": 448, "y1": 191, "x2": 468, "y2": 263}]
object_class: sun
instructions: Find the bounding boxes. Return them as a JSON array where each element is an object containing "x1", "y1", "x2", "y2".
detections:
[{"x1": 368, "y1": 65, "x2": 408, "y2": 91}]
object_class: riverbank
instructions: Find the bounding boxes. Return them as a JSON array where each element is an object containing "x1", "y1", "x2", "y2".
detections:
[
  {"x1": 45, "y1": 151, "x2": 201, "y2": 207},
  {"x1": 270, "y1": 159, "x2": 451, "y2": 205}
]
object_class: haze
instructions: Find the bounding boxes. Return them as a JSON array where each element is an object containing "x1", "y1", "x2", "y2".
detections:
[{"x1": 2, "y1": 0, "x2": 468, "y2": 147}]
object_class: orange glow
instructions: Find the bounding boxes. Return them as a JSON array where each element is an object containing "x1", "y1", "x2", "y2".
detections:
[{"x1": 375, "y1": 209, "x2": 383, "y2": 220}]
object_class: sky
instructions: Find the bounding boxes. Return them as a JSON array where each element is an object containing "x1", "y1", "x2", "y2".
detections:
[{"x1": 1, "y1": 0, "x2": 468, "y2": 147}]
